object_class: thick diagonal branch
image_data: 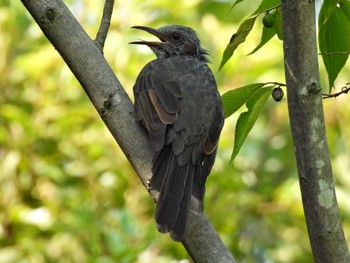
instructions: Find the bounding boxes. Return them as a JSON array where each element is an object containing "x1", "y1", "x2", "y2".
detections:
[{"x1": 20, "y1": 0, "x2": 235, "y2": 262}]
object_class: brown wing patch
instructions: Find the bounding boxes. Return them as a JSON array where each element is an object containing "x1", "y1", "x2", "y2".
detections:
[
  {"x1": 204, "y1": 141, "x2": 219, "y2": 155},
  {"x1": 148, "y1": 89, "x2": 178, "y2": 124},
  {"x1": 204, "y1": 105, "x2": 224, "y2": 155}
]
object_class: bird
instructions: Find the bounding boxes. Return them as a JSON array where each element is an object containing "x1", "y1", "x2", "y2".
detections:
[{"x1": 130, "y1": 25, "x2": 224, "y2": 241}]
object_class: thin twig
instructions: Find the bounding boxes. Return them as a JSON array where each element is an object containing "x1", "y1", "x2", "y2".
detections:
[
  {"x1": 263, "y1": 4, "x2": 282, "y2": 14},
  {"x1": 94, "y1": 0, "x2": 114, "y2": 52},
  {"x1": 265, "y1": 81, "x2": 286, "y2": 87},
  {"x1": 322, "y1": 85, "x2": 350, "y2": 99},
  {"x1": 319, "y1": 51, "x2": 350, "y2": 55}
]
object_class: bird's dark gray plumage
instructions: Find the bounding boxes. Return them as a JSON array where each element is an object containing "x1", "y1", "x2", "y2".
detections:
[{"x1": 130, "y1": 25, "x2": 224, "y2": 241}]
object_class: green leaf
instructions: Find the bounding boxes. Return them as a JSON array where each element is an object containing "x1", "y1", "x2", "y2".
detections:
[
  {"x1": 339, "y1": 0, "x2": 350, "y2": 22},
  {"x1": 249, "y1": 25, "x2": 276, "y2": 55},
  {"x1": 222, "y1": 83, "x2": 265, "y2": 118},
  {"x1": 321, "y1": 0, "x2": 340, "y2": 23},
  {"x1": 230, "y1": 0, "x2": 245, "y2": 11},
  {"x1": 230, "y1": 87, "x2": 273, "y2": 162},
  {"x1": 219, "y1": 17, "x2": 257, "y2": 71},
  {"x1": 252, "y1": 0, "x2": 281, "y2": 16},
  {"x1": 319, "y1": 4, "x2": 350, "y2": 90},
  {"x1": 272, "y1": 8, "x2": 283, "y2": 40}
]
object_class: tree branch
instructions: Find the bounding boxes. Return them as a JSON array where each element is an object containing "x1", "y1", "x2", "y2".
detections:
[
  {"x1": 281, "y1": 1, "x2": 350, "y2": 262},
  {"x1": 94, "y1": 0, "x2": 114, "y2": 52},
  {"x1": 322, "y1": 85, "x2": 350, "y2": 99},
  {"x1": 19, "y1": 0, "x2": 235, "y2": 262},
  {"x1": 319, "y1": 51, "x2": 350, "y2": 55}
]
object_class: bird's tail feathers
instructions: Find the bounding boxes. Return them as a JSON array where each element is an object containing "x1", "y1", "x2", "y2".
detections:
[
  {"x1": 190, "y1": 148, "x2": 217, "y2": 212},
  {"x1": 151, "y1": 146, "x2": 196, "y2": 241}
]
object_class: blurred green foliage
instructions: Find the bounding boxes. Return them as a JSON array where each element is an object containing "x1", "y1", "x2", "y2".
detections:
[{"x1": 1, "y1": 0, "x2": 349, "y2": 262}]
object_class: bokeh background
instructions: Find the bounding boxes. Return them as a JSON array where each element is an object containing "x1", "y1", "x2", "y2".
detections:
[{"x1": 1, "y1": 0, "x2": 349, "y2": 262}]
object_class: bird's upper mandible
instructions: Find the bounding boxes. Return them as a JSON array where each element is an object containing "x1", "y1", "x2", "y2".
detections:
[{"x1": 129, "y1": 25, "x2": 209, "y2": 61}]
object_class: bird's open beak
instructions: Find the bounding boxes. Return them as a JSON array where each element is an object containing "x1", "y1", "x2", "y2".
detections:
[{"x1": 129, "y1": 26, "x2": 168, "y2": 47}]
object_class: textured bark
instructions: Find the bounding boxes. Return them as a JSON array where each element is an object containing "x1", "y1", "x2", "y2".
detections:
[
  {"x1": 282, "y1": 1, "x2": 350, "y2": 262},
  {"x1": 20, "y1": 0, "x2": 235, "y2": 262},
  {"x1": 94, "y1": 0, "x2": 114, "y2": 51}
]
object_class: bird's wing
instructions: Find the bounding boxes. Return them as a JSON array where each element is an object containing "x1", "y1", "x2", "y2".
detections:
[
  {"x1": 190, "y1": 96, "x2": 224, "y2": 211},
  {"x1": 133, "y1": 59, "x2": 183, "y2": 152},
  {"x1": 204, "y1": 103, "x2": 225, "y2": 155}
]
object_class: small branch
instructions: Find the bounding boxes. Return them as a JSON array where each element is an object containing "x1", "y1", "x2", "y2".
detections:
[
  {"x1": 263, "y1": 4, "x2": 282, "y2": 14},
  {"x1": 322, "y1": 85, "x2": 350, "y2": 99},
  {"x1": 94, "y1": 0, "x2": 114, "y2": 52},
  {"x1": 265, "y1": 81, "x2": 286, "y2": 87},
  {"x1": 319, "y1": 51, "x2": 350, "y2": 55}
]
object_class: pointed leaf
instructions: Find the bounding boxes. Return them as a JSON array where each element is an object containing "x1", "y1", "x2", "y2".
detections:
[
  {"x1": 219, "y1": 17, "x2": 257, "y2": 71},
  {"x1": 319, "y1": 5, "x2": 350, "y2": 90},
  {"x1": 272, "y1": 7, "x2": 283, "y2": 40},
  {"x1": 230, "y1": 87, "x2": 273, "y2": 162},
  {"x1": 222, "y1": 83, "x2": 265, "y2": 118},
  {"x1": 230, "y1": 0, "x2": 246, "y2": 11},
  {"x1": 249, "y1": 26, "x2": 276, "y2": 55}
]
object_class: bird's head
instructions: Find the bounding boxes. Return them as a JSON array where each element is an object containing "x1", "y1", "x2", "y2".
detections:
[{"x1": 130, "y1": 25, "x2": 209, "y2": 62}]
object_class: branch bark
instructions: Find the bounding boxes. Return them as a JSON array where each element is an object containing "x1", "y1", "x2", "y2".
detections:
[
  {"x1": 282, "y1": 1, "x2": 350, "y2": 262},
  {"x1": 19, "y1": 0, "x2": 235, "y2": 262},
  {"x1": 94, "y1": 0, "x2": 114, "y2": 52}
]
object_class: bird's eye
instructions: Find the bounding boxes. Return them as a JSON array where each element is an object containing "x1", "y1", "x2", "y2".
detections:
[{"x1": 172, "y1": 32, "x2": 181, "y2": 41}]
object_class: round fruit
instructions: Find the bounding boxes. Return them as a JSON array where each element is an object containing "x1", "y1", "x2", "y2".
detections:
[
  {"x1": 272, "y1": 87, "x2": 284, "y2": 102},
  {"x1": 263, "y1": 13, "x2": 276, "y2": 28}
]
